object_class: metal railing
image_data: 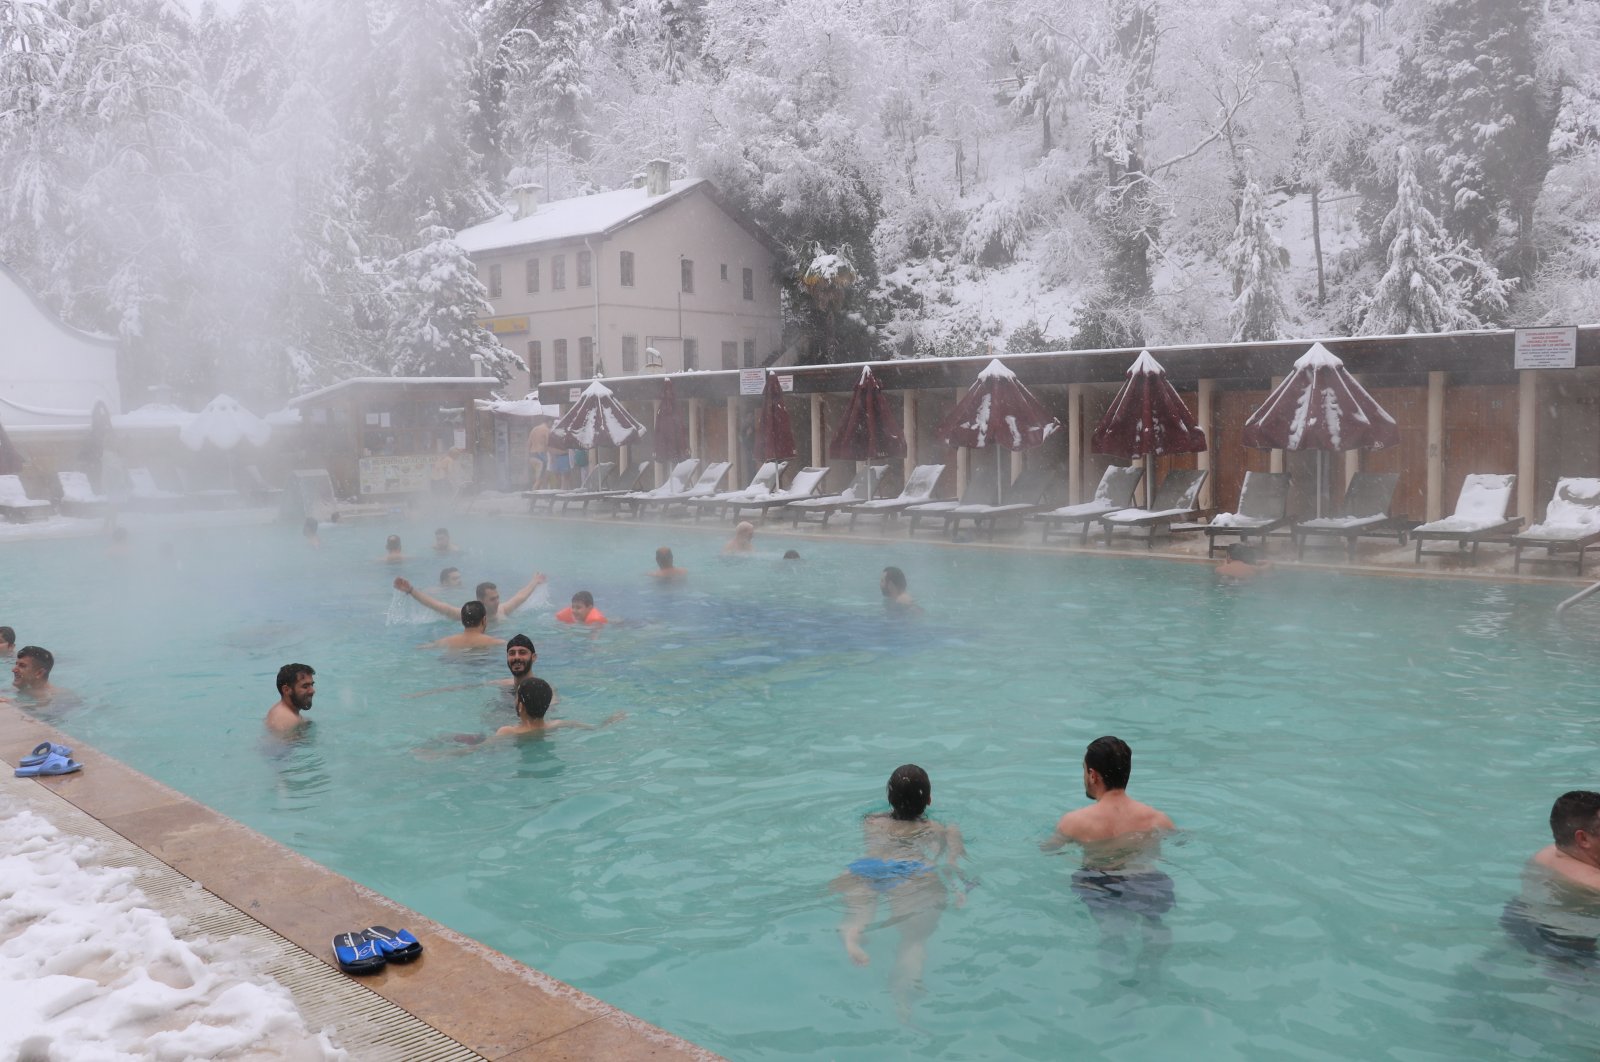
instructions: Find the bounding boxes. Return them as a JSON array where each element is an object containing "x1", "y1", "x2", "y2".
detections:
[{"x1": 1557, "y1": 580, "x2": 1600, "y2": 614}]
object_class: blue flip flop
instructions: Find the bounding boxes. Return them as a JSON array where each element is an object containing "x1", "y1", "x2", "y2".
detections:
[
  {"x1": 14, "y1": 752, "x2": 82, "y2": 778},
  {"x1": 19, "y1": 742, "x2": 72, "y2": 768},
  {"x1": 332, "y1": 931, "x2": 386, "y2": 975},
  {"x1": 363, "y1": 925, "x2": 423, "y2": 962}
]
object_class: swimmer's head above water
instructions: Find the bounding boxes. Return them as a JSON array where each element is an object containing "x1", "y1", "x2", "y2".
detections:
[
  {"x1": 1551, "y1": 791, "x2": 1600, "y2": 853},
  {"x1": 569, "y1": 590, "x2": 596, "y2": 623},
  {"x1": 476, "y1": 581, "x2": 500, "y2": 613},
  {"x1": 0, "y1": 626, "x2": 14, "y2": 655},
  {"x1": 656, "y1": 546, "x2": 674, "y2": 569},
  {"x1": 440, "y1": 567, "x2": 461, "y2": 588},
  {"x1": 459, "y1": 600, "x2": 488, "y2": 630},
  {"x1": 1226, "y1": 544, "x2": 1258, "y2": 564},
  {"x1": 515, "y1": 676, "x2": 554, "y2": 720},
  {"x1": 1084, "y1": 735, "x2": 1132, "y2": 797},
  {"x1": 887, "y1": 764, "x2": 932, "y2": 821},
  {"x1": 385, "y1": 535, "x2": 402, "y2": 554},
  {"x1": 505, "y1": 633, "x2": 535, "y2": 677}
]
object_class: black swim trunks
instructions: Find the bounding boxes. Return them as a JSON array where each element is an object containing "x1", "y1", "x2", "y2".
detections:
[
  {"x1": 1500, "y1": 898, "x2": 1598, "y2": 964},
  {"x1": 1071, "y1": 869, "x2": 1176, "y2": 920}
]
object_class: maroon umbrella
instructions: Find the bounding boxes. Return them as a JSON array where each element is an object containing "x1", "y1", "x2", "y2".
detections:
[
  {"x1": 935, "y1": 358, "x2": 1061, "y2": 505},
  {"x1": 828, "y1": 365, "x2": 906, "y2": 502},
  {"x1": 652, "y1": 377, "x2": 690, "y2": 462},
  {"x1": 1242, "y1": 342, "x2": 1399, "y2": 515},
  {"x1": 755, "y1": 371, "x2": 797, "y2": 463},
  {"x1": 1091, "y1": 351, "x2": 1207, "y2": 507},
  {"x1": 550, "y1": 379, "x2": 647, "y2": 450}
]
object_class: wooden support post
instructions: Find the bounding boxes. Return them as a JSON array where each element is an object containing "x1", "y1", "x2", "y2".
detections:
[
  {"x1": 1269, "y1": 377, "x2": 1284, "y2": 474},
  {"x1": 1426, "y1": 371, "x2": 1445, "y2": 521},
  {"x1": 902, "y1": 391, "x2": 917, "y2": 482},
  {"x1": 810, "y1": 393, "x2": 824, "y2": 471},
  {"x1": 1067, "y1": 383, "x2": 1083, "y2": 504},
  {"x1": 1197, "y1": 378, "x2": 1214, "y2": 509},
  {"x1": 1518, "y1": 369, "x2": 1538, "y2": 522}
]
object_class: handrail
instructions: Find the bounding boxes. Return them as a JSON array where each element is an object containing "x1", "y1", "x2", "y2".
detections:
[{"x1": 1557, "y1": 580, "x2": 1600, "y2": 614}]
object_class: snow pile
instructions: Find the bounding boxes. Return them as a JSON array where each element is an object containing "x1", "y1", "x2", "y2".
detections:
[
  {"x1": 0, "y1": 802, "x2": 344, "y2": 1061},
  {"x1": 1127, "y1": 350, "x2": 1165, "y2": 376},
  {"x1": 805, "y1": 253, "x2": 852, "y2": 282},
  {"x1": 1293, "y1": 342, "x2": 1344, "y2": 371},
  {"x1": 179, "y1": 394, "x2": 271, "y2": 452},
  {"x1": 1209, "y1": 511, "x2": 1271, "y2": 528},
  {"x1": 1526, "y1": 477, "x2": 1600, "y2": 536},
  {"x1": 1419, "y1": 474, "x2": 1515, "y2": 531},
  {"x1": 975, "y1": 358, "x2": 1016, "y2": 381}
]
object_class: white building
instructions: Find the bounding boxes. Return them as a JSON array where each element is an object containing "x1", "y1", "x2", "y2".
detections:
[
  {"x1": 455, "y1": 161, "x2": 787, "y2": 394},
  {"x1": 0, "y1": 262, "x2": 120, "y2": 428}
]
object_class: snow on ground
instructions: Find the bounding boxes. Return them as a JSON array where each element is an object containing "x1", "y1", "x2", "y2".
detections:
[{"x1": 0, "y1": 797, "x2": 344, "y2": 1061}]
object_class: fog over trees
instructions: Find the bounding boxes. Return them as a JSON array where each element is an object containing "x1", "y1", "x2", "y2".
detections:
[{"x1": 1, "y1": 0, "x2": 1597, "y2": 405}]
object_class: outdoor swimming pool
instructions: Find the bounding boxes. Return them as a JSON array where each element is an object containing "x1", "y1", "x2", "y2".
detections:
[{"x1": 5, "y1": 516, "x2": 1598, "y2": 1059}]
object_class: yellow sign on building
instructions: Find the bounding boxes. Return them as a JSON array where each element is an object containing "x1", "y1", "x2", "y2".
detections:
[{"x1": 479, "y1": 316, "x2": 530, "y2": 336}]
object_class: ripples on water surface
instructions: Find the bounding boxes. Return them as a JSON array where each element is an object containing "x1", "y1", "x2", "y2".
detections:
[{"x1": 5, "y1": 517, "x2": 1599, "y2": 1059}]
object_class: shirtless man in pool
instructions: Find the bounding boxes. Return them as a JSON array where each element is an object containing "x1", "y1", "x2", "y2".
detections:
[
  {"x1": 420, "y1": 601, "x2": 505, "y2": 651},
  {"x1": 395, "y1": 572, "x2": 547, "y2": 626},
  {"x1": 1501, "y1": 790, "x2": 1600, "y2": 964}
]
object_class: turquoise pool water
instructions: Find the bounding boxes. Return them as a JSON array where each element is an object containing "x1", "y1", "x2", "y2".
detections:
[{"x1": 5, "y1": 516, "x2": 1599, "y2": 1059}]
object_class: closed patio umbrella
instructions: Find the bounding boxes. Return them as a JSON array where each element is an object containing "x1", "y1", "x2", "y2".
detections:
[
  {"x1": 550, "y1": 378, "x2": 648, "y2": 450},
  {"x1": 652, "y1": 377, "x2": 690, "y2": 462},
  {"x1": 828, "y1": 365, "x2": 906, "y2": 502},
  {"x1": 1242, "y1": 342, "x2": 1399, "y2": 517},
  {"x1": 755, "y1": 371, "x2": 797, "y2": 463},
  {"x1": 1091, "y1": 351, "x2": 1208, "y2": 508},
  {"x1": 935, "y1": 358, "x2": 1061, "y2": 506}
]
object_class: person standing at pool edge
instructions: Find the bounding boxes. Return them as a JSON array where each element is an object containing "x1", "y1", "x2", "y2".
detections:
[{"x1": 266, "y1": 663, "x2": 315, "y2": 732}]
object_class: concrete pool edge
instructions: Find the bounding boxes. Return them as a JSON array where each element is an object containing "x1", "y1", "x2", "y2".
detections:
[{"x1": 0, "y1": 705, "x2": 723, "y2": 1062}]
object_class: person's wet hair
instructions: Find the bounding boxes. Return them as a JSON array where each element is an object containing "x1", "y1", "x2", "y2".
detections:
[
  {"x1": 0, "y1": 626, "x2": 15, "y2": 648},
  {"x1": 440, "y1": 567, "x2": 460, "y2": 585},
  {"x1": 516, "y1": 677, "x2": 554, "y2": 720},
  {"x1": 882, "y1": 566, "x2": 907, "y2": 593},
  {"x1": 506, "y1": 633, "x2": 535, "y2": 654},
  {"x1": 655, "y1": 546, "x2": 674, "y2": 568},
  {"x1": 783, "y1": 549, "x2": 801, "y2": 560},
  {"x1": 735, "y1": 521, "x2": 755, "y2": 536},
  {"x1": 435, "y1": 527, "x2": 449, "y2": 537},
  {"x1": 1085, "y1": 735, "x2": 1133, "y2": 791},
  {"x1": 476, "y1": 581, "x2": 497, "y2": 602},
  {"x1": 17, "y1": 645, "x2": 53, "y2": 677},
  {"x1": 1227, "y1": 544, "x2": 1258, "y2": 564},
  {"x1": 886, "y1": 764, "x2": 931, "y2": 821},
  {"x1": 303, "y1": 517, "x2": 317, "y2": 537},
  {"x1": 460, "y1": 600, "x2": 488, "y2": 628},
  {"x1": 1550, "y1": 791, "x2": 1600, "y2": 847},
  {"x1": 572, "y1": 590, "x2": 594, "y2": 607},
  {"x1": 386, "y1": 535, "x2": 401, "y2": 551},
  {"x1": 275, "y1": 662, "x2": 313, "y2": 696}
]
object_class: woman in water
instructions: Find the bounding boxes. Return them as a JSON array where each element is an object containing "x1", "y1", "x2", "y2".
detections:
[{"x1": 832, "y1": 764, "x2": 968, "y2": 1016}]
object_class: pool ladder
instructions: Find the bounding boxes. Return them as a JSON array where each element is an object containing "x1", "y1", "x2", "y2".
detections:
[{"x1": 1557, "y1": 580, "x2": 1600, "y2": 614}]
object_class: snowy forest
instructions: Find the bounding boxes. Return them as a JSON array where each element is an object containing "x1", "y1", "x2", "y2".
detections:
[{"x1": 2, "y1": 0, "x2": 1598, "y2": 406}]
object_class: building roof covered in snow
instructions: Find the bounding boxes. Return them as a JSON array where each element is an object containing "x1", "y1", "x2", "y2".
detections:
[{"x1": 0, "y1": 261, "x2": 121, "y2": 430}]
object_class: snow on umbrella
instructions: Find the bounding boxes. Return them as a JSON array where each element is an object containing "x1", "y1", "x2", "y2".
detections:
[
  {"x1": 827, "y1": 365, "x2": 906, "y2": 502},
  {"x1": 1091, "y1": 351, "x2": 1208, "y2": 507},
  {"x1": 755, "y1": 371, "x2": 797, "y2": 463},
  {"x1": 549, "y1": 378, "x2": 647, "y2": 450},
  {"x1": 935, "y1": 358, "x2": 1061, "y2": 505},
  {"x1": 179, "y1": 394, "x2": 272, "y2": 452},
  {"x1": 652, "y1": 377, "x2": 690, "y2": 462},
  {"x1": 1242, "y1": 341, "x2": 1399, "y2": 516}
]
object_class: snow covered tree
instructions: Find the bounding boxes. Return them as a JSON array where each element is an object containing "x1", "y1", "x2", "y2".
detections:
[
  {"x1": 385, "y1": 213, "x2": 520, "y2": 381},
  {"x1": 1361, "y1": 147, "x2": 1466, "y2": 334},
  {"x1": 1224, "y1": 179, "x2": 1289, "y2": 342}
]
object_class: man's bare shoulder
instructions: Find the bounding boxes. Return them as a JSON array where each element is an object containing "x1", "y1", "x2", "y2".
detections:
[{"x1": 1534, "y1": 846, "x2": 1600, "y2": 890}]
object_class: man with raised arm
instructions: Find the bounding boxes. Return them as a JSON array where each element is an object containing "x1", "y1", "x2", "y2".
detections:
[
  {"x1": 420, "y1": 601, "x2": 506, "y2": 651},
  {"x1": 394, "y1": 571, "x2": 547, "y2": 625},
  {"x1": 265, "y1": 663, "x2": 316, "y2": 733}
]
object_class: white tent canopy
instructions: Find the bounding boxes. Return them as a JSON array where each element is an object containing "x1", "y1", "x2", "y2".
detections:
[{"x1": 179, "y1": 394, "x2": 271, "y2": 451}]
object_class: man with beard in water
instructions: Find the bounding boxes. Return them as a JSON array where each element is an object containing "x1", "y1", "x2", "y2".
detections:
[
  {"x1": 1044, "y1": 736, "x2": 1175, "y2": 968},
  {"x1": 265, "y1": 663, "x2": 316, "y2": 732},
  {"x1": 495, "y1": 634, "x2": 537, "y2": 689},
  {"x1": 1502, "y1": 791, "x2": 1600, "y2": 965}
]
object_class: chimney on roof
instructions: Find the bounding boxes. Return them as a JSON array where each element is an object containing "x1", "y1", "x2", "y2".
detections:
[
  {"x1": 645, "y1": 159, "x2": 671, "y2": 197},
  {"x1": 508, "y1": 183, "x2": 543, "y2": 220},
  {"x1": 631, "y1": 172, "x2": 647, "y2": 189}
]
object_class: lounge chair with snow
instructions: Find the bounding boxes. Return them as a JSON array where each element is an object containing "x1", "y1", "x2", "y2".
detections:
[
  {"x1": 625, "y1": 461, "x2": 731, "y2": 518},
  {"x1": 1512, "y1": 477, "x2": 1600, "y2": 575},
  {"x1": 1410, "y1": 473, "x2": 1522, "y2": 565},
  {"x1": 57, "y1": 471, "x2": 113, "y2": 519},
  {"x1": 242, "y1": 465, "x2": 284, "y2": 505},
  {"x1": 843, "y1": 464, "x2": 948, "y2": 529},
  {"x1": 558, "y1": 460, "x2": 650, "y2": 512},
  {"x1": 1201, "y1": 471, "x2": 1291, "y2": 557},
  {"x1": 126, "y1": 467, "x2": 185, "y2": 512},
  {"x1": 686, "y1": 461, "x2": 787, "y2": 521},
  {"x1": 1099, "y1": 468, "x2": 1208, "y2": 548},
  {"x1": 720, "y1": 466, "x2": 831, "y2": 520},
  {"x1": 945, "y1": 465, "x2": 1065, "y2": 539},
  {"x1": 1035, "y1": 465, "x2": 1144, "y2": 544},
  {"x1": 1290, "y1": 472, "x2": 1402, "y2": 560},
  {"x1": 603, "y1": 458, "x2": 699, "y2": 515},
  {"x1": 526, "y1": 461, "x2": 610, "y2": 512},
  {"x1": 786, "y1": 464, "x2": 890, "y2": 527},
  {"x1": 904, "y1": 460, "x2": 1003, "y2": 535},
  {"x1": 177, "y1": 467, "x2": 244, "y2": 509},
  {"x1": 0, "y1": 475, "x2": 55, "y2": 522}
]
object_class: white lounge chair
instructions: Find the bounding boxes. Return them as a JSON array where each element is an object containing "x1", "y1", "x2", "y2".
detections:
[
  {"x1": 127, "y1": 468, "x2": 185, "y2": 512},
  {"x1": 527, "y1": 461, "x2": 611, "y2": 511},
  {"x1": 58, "y1": 471, "x2": 112, "y2": 518},
  {"x1": 786, "y1": 464, "x2": 890, "y2": 527},
  {"x1": 1291, "y1": 472, "x2": 1403, "y2": 560},
  {"x1": 605, "y1": 458, "x2": 700, "y2": 515},
  {"x1": 687, "y1": 461, "x2": 788, "y2": 521},
  {"x1": 558, "y1": 460, "x2": 651, "y2": 512},
  {"x1": 1512, "y1": 477, "x2": 1600, "y2": 575},
  {"x1": 944, "y1": 465, "x2": 1065, "y2": 539},
  {"x1": 1202, "y1": 471, "x2": 1291, "y2": 557},
  {"x1": 1411, "y1": 473, "x2": 1521, "y2": 565},
  {"x1": 1100, "y1": 469, "x2": 1209, "y2": 548},
  {"x1": 718, "y1": 467, "x2": 830, "y2": 520},
  {"x1": 623, "y1": 461, "x2": 731, "y2": 517},
  {"x1": 1036, "y1": 465, "x2": 1144, "y2": 544},
  {"x1": 0, "y1": 475, "x2": 55, "y2": 522},
  {"x1": 904, "y1": 460, "x2": 1002, "y2": 535},
  {"x1": 843, "y1": 464, "x2": 948, "y2": 529}
]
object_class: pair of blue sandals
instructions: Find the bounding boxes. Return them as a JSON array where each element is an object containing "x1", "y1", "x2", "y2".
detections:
[
  {"x1": 15, "y1": 742, "x2": 81, "y2": 777},
  {"x1": 333, "y1": 926, "x2": 423, "y2": 974}
]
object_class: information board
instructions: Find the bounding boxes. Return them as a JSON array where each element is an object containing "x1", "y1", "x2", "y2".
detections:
[
  {"x1": 739, "y1": 370, "x2": 794, "y2": 395},
  {"x1": 357, "y1": 454, "x2": 472, "y2": 495},
  {"x1": 1514, "y1": 326, "x2": 1577, "y2": 369}
]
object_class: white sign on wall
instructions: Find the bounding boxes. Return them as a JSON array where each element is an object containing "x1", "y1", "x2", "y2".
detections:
[
  {"x1": 1514, "y1": 326, "x2": 1577, "y2": 369},
  {"x1": 739, "y1": 370, "x2": 794, "y2": 395}
]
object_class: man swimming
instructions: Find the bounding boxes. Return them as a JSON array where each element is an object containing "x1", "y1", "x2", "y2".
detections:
[
  {"x1": 0, "y1": 626, "x2": 14, "y2": 657},
  {"x1": 723, "y1": 521, "x2": 756, "y2": 554},
  {"x1": 1215, "y1": 543, "x2": 1267, "y2": 582},
  {"x1": 302, "y1": 518, "x2": 320, "y2": 548},
  {"x1": 555, "y1": 590, "x2": 607, "y2": 626},
  {"x1": 648, "y1": 547, "x2": 687, "y2": 580},
  {"x1": 265, "y1": 663, "x2": 315, "y2": 732},
  {"x1": 421, "y1": 601, "x2": 506, "y2": 651},
  {"x1": 495, "y1": 677, "x2": 624, "y2": 737},
  {"x1": 439, "y1": 567, "x2": 463, "y2": 590},
  {"x1": 1502, "y1": 791, "x2": 1600, "y2": 964},
  {"x1": 433, "y1": 527, "x2": 460, "y2": 554},
  {"x1": 495, "y1": 634, "x2": 537, "y2": 688},
  {"x1": 381, "y1": 535, "x2": 407, "y2": 563},
  {"x1": 396, "y1": 571, "x2": 547, "y2": 625},
  {"x1": 4, "y1": 646, "x2": 66, "y2": 706},
  {"x1": 880, "y1": 566, "x2": 921, "y2": 615}
]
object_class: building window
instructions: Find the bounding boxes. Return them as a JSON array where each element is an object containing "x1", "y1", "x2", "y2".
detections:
[
  {"x1": 683, "y1": 338, "x2": 698, "y2": 371},
  {"x1": 622, "y1": 335, "x2": 638, "y2": 374},
  {"x1": 681, "y1": 258, "x2": 694, "y2": 294},
  {"x1": 743, "y1": 339, "x2": 757, "y2": 367},
  {"x1": 742, "y1": 267, "x2": 754, "y2": 301},
  {"x1": 526, "y1": 341, "x2": 542, "y2": 385},
  {"x1": 553, "y1": 339, "x2": 568, "y2": 379},
  {"x1": 579, "y1": 336, "x2": 594, "y2": 378},
  {"x1": 526, "y1": 258, "x2": 539, "y2": 293},
  {"x1": 720, "y1": 263, "x2": 729, "y2": 281},
  {"x1": 620, "y1": 251, "x2": 634, "y2": 287},
  {"x1": 577, "y1": 250, "x2": 592, "y2": 288},
  {"x1": 488, "y1": 263, "x2": 502, "y2": 299},
  {"x1": 552, "y1": 254, "x2": 566, "y2": 290},
  {"x1": 721, "y1": 341, "x2": 738, "y2": 370}
]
